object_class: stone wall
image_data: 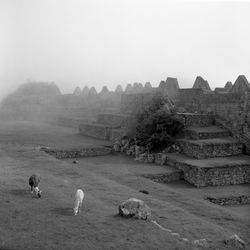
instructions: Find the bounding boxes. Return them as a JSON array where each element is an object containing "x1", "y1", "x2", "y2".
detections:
[
  {"x1": 176, "y1": 113, "x2": 214, "y2": 128},
  {"x1": 42, "y1": 146, "x2": 112, "y2": 159},
  {"x1": 177, "y1": 140, "x2": 243, "y2": 159},
  {"x1": 142, "y1": 171, "x2": 183, "y2": 183},
  {"x1": 205, "y1": 195, "x2": 250, "y2": 206},
  {"x1": 172, "y1": 161, "x2": 250, "y2": 187}
]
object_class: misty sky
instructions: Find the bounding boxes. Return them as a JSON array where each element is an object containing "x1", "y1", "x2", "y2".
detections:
[{"x1": 0, "y1": 0, "x2": 250, "y2": 100}]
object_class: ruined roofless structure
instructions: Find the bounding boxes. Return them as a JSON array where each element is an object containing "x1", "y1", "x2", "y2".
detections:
[
  {"x1": 88, "y1": 86, "x2": 98, "y2": 95},
  {"x1": 132, "y1": 82, "x2": 143, "y2": 93},
  {"x1": 158, "y1": 77, "x2": 180, "y2": 99},
  {"x1": 144, "y1": 82, "x2": 152, "y2": 90},
  {"x1": 224, "y1": 81, "x2": 233, "y2": 89},
  {"x1": 82, "y1": 86, "x2": 89, "y2": 96},
  {"x1": 230, "y1": 75, "x2": 250, "y2": 93},
  {"x1": 193, "y1": 76, "x2": 211, "y2": 92},
  {"x1": 73, "y1": 86, "x2": 81, "y2": 96},
  {"x1": 115, "y1": 85, "x2": 123, "y2": 93},
  {"x1": 125, "y1": 83, "x2": 133, "y2": 93},
  {"x1": 100, "y1": 85, "x2": 109, "y2": 95},
  {"x1": 143, "y1": 82, "x2": 154, "y2": 93},
  {"x1": 214, "y1": 81, "x2": 232, "y2": 94}
]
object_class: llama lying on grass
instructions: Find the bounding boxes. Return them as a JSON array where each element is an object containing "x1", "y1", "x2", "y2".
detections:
[
  {"x1": 29, "y1": 174, "x2": 42, "y2": 198},
  {"x1": 73, "y1": 189, "x2": 84, "y2": 215}
]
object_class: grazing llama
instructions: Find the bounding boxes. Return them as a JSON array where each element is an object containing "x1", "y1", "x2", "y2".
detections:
[
  {"x1": 29, "y1": 174, "x2": 42, "y2": 198},
  {"x1": 73, "y1": 189, "x2": 84, "y2": 215}
]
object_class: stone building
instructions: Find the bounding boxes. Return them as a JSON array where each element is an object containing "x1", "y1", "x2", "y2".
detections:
[
  {"x1": 132, "y1": 82, "x2": 144, "y2": 93},
  {"x1": 144, "y1": 82, "x2": 152, "y2": 92},
  {"x1": 115, "y1": 85, "x2": 123, "y2": 93},
  {"x1": 100, "y1": 86, "x2": 109, "y2": 95},
  {"x1": 82, "y1": 86, "x2": 89, "y2": 96},
  {"x1": 230, "y1": 75, "x2": 250, "y2": 93},
  {"x1": 125, "y1": 83, "x2": 133, "y2": 93},
  {"x1": 73, "y1": 86, "x2": 81, "y2": 96},
  {"x1": 224, "y1": 81, "x2": 233, "y2": 89},
  {"x1": 157, "y1": 77, "x2": 179, "y2": 99},
  {"x1": 88, "y1": 86, "x2": 98, "y2": 96},
  {"x1": 193, "y1": 76, "x2": 212, "y2": 93}
]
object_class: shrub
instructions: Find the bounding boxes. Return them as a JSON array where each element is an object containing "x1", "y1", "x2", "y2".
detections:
[{"x1": 134, "y1": 96, "x2": 183, "y2": 152}]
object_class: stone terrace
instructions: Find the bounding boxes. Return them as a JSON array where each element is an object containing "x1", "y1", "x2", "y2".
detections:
[
  {"x1": 163, "y1": 113, "x2": 250, "y2": 187},
  {"x1": 77, "y1": 75, "x2": 250, "y2": 187}
]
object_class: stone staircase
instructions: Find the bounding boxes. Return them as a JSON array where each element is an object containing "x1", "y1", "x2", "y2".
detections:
[{"x1": 163, "y1": 113, "x2": 250, "y2": 187}]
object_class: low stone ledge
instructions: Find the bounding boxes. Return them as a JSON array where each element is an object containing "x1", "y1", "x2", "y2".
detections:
[
  {"x1": 141, "y1": 171, "x2": 183, "y2": 183},
  {"x1": 41, "y1": 147, "x2": 112, "y2": 159},
  {"x1": 205, "y1": 195, "x2": 250, "y2": 206}
]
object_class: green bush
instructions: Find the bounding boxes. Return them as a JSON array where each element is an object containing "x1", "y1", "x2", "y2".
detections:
[{"x1": 134, "y1": 96, "x2": 183, "y2": 152}]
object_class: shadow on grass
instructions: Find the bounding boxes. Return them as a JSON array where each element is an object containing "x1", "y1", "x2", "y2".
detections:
[
  {"x1": 0, "y1": 249, "x2": 20, "y2": 250},
  {"x1": 51, "y1": 207, "x2": 73, "y2": 216},
  {"x1": 9, "y1": 189, "x2": 30, "y2": 197},
  {"x1": 108, "y1": 214, "x2": 129, "y2": 221}
]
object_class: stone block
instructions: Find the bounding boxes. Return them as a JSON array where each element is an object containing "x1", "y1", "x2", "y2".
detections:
[
  {"x1": 178, "y1": 138, "x2": 243, "y2": 159},
  {"x1": 42, "y1": 146, "x2": 112, "y2": 159}
]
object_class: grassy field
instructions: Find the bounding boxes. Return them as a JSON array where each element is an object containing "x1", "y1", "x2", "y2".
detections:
[{"x1": 0, "y1": 121, "x2": 249, "y2": 250}]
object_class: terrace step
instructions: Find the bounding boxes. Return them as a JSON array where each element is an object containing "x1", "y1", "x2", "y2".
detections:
[
  {"x1": 79, "y1": 123, "x2": 114, "y2": 140},
  {"x1": 57, "y1": 116, "x2": 95, "y2": 128},
  {"x1": 184, "y1": 126, "x2": 231, "y2": 140},
  {"x1": 79, "y1": 123, "x2": 126, "y2": 141},
  {"x1": 164, "y1": 153, "x2": 250, "y2": 187},
  {"x1": 141, "y1": 166, "x2": 183, "y2": 184},
  {"x1": 96, "y1": 113, "x2": 135, "y2": 128},
  {"x1": 177, "y1": 137, "x2": 243, "y2": 159},
  {"x1": 176, "y1": 112, "x2": 215, "y2": 127}
]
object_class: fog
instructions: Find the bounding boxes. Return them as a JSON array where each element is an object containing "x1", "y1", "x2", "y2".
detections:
[{"x1": 1, "y1": 0, "x2": 250, "y2": 101}]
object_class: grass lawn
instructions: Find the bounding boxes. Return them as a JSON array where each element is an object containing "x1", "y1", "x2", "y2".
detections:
[{"x1": 0, "y1": 121, "x2": 249, "y2": 250}]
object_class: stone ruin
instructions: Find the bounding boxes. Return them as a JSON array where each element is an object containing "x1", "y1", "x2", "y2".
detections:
[
  {"x1": 88, "y1": 86, "x2": 98, "y2": 96},
  {"x1": 73, "y1": 86, "x2": 82, "y2": 96},
  {"x1": 82, "y1": 86, "x2": 89, "y2": 96},
  {"x1": 230, "y1": 75, "x2": 250, "y2": 93},
  {"x1": 125, "y1": 83, "x2": 133, "y2": 93},
  {"x1": 100, "y1": 86, "x2": 109, "y2": 96},
  {"x1": 1, "y1": 75, "x2": 250, "y2": 188},
  {"x1": 225, "y1": 81, "x2": 233, "y2": 89},
  {"x1": 192, "y1": 76, "x2": 211, "y2": 93},
  {"x1": 2, "y1": 75, "x2": 250, "y2": 186},
  {"x1": 144, "y1": 82, "x2": 152, "y2": 92},
  {"x1": 78, "y1": 74, "x2": 250, "y2": 188},
  {"x1": 115, "y1": 85, "x2": 123, "y2": 93},
  {"x1": 158, "y1": 77, "x2": 180, "y2": 99}
]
